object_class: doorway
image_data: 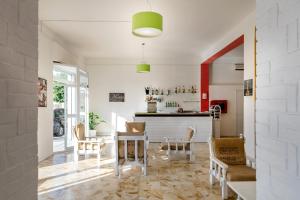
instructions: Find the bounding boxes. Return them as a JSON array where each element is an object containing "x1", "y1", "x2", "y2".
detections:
[
  {"x1": 52, "y1": 64, "x2": 89, "y2": 152},
  {"x1": 208, "y1": 44, "x2": 244, "y2": 136}
]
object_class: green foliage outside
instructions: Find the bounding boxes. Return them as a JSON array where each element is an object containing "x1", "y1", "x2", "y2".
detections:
[
  {"x1": 53, "y1": 82, "x2": 64, "y2": 103},
  {"x1": 89, "y1": 112, "x2": 105, "y2": 130}
]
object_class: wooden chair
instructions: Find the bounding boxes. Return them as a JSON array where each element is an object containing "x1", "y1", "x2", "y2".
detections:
[
  {"x1": 161, "y1": 127, "x2": 195, "y2": 161},
  {"x1": 208, "y1": 136, "x2": 256, "y2": 199},
  {"x1": 73, "y1": 123, "x2": 105, "y2": 165},
  {"x1": 115, "y1": 122, "x2": 148, "y2": 176}
]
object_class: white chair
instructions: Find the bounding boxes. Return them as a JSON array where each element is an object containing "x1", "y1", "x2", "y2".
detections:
[
  {"x1": 73, "y1": 123, "x2": 105, "y2": 165},
  {"x1": 161, "y1": 127, "x2": 195, "y2": 161},
  {"x1": 114, "y1": 122, "x2": 148, "y2": 176}
]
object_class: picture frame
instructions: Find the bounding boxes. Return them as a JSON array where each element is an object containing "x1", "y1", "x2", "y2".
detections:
[
  {"x1": 244, "y1": 79, "x2": 253, "y2": 96},
  {"x1": 109, "y1": 93, "x2": 125, "y2": 102},
  {"x1": 38, "y1": 77, "x2": 47, "y2": 107}
]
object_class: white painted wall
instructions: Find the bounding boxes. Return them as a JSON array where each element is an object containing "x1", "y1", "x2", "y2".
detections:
[
  {"x1": 256, "y1": 0, "x2": 300, "y2": 199},
  {"x1": 210, "y1": 58, "x2": 244, "y2": 85},
  {"x1": 86, "y1": 63, "x2": 200, "y2": 132},
  {"x1": 38, "y1": 24, "x2": 84, "y2": 161},
  {"x1": 0, "y1": 0, "x2": 38, "y2": 199},
  {"x1": 202, "y1": 11, "x2": 256, "y2": 158}
]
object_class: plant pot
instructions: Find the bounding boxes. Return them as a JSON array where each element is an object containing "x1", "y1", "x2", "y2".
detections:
[{"x1": 88, "y1": 130, "x2": 97, "y2": 137}]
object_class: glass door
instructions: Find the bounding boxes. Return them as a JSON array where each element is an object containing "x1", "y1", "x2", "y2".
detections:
[
  {"x1": 65, "y1": 84, "x2": 77, "y2": 149},
  {"x1": 78, "y1": 70, "x2": 89, "y2": 135},
  {"x1": 53, "y1": 64, "x2": 89, "y2": 150}
]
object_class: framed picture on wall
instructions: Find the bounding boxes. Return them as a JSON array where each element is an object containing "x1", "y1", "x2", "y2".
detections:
[
  {"x1": 244, "y1": 79, "x2": 253, "y2": 96},
  {"x1": 109, "y1": 93, "x2": 125, "y2": 102},
  {"x1": 38, "y1": 77, "x2": 47, "y2": 107}
]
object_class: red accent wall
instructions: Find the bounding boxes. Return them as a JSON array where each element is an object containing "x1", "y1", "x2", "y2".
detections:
[
  {"x1": 200, "y1": 64, "x2": 209, "y2": 112},
  {"x1": 200, "y1": 35, "x2": 244, "y2": 111}
]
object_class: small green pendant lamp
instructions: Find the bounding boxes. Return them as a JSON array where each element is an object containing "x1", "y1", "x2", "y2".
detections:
[
  {"x1": 137, "y1": 43, "x2": 150, "y2": 73},
  {"x1": 132, "y1": 11, "x2": 163, "y2": 38},
  {"x1": 136, "y1": 63, "x2": 150, "y2": 73}
]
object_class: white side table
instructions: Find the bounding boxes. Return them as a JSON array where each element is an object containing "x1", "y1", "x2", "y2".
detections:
[{"x1": 227, "y1": 181, "x2": 256, "y2": 200}]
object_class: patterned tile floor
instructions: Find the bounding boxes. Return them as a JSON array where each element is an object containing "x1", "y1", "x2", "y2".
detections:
[{"x1": 38, "y1": 143, "x2": 233, "y2": 200}]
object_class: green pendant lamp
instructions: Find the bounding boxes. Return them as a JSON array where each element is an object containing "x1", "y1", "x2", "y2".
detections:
[
  {"x1": 136, "y1": 63, "x2": 150, "y2": 73},
  {"x1": 132, "y1": 11, "x2": 163, "y2": 38},
  {"x1": 132, "y1": 0, "x2": 163, "y2": 38},
  {"x1": 137, "y1": 43, "x2": 150, "y2": 73}
]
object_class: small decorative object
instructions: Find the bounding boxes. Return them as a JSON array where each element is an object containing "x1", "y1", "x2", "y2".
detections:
[
  {"x1": 37, "y1": 77, "x2": 47, "y2": 107},
  {"x1": 182, "y1": 86, "x2": 185, "y2": 93},
  {"x1": 155, "y1": 89, "x2": 159, "y2": 95},
  {"x1": 161, "y1": 89, "x2": 164, "y2": 95},
  {"x1": 167, "y1": 89, "x2": 171, "y2": 96},
  {"x1": 109, "y1": 93, "x2": 125, "y2": 102},
  {"x1": 244, "y1": 79, "x2": 253, "y2": 96},
  {"x1": 175, "y1": 87, "x2": 177, "y2": 94},
  {"x1": 177, "y1": 107, "x2": 184, "y2": 113},
  {"x1": 178, "y1": 86, "x2": 181, "y2": 93},
  {"x1": 145, "y1": 87, "x2": 150, "y2": 95},
  {"x1": 147, "y1": 102, "x2": 157, "y2": 113},
  {"x1": 88, "y1": 112, "x2": 105, "y2": 137}
]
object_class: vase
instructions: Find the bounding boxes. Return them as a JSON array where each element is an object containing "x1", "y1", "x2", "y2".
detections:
[{"x1": 88, "y1": 130, "x2": 96, "y2": 137}]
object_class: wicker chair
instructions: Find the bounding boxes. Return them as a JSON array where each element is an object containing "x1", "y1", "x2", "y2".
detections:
[
  {"x1": 208, "y1": 136, "x2": 256, "y2": 199},
  {"x1": 115, "y1": 122, "x2": 148, "y2": 176}
]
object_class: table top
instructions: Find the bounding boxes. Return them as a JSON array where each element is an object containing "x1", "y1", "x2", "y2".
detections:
[{"x1": 227, "y1": 181, "x2": 256, "y2": 200}]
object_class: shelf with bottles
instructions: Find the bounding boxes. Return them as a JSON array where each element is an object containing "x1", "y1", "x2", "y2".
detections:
[{"x1": 145, "y1": 85, "x2": 198, "y2": 96}]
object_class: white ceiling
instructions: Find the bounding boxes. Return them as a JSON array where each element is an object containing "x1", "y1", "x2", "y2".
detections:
[{"x1": 39, "y1": 0, "x2": 255, "y2": 63}]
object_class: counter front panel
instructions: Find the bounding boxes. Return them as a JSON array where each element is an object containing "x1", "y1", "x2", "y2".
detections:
[{"x1": 134, "y1": 113, "x2": 212, "y2": 142}]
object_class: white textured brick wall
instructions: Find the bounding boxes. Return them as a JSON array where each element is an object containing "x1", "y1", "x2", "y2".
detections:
[
  {"x1": 256, "y1": 0, "x2": 300, "y2": 199},
  {"x1": 0, "y1": 0, "x2": 38, "y2": 199}
]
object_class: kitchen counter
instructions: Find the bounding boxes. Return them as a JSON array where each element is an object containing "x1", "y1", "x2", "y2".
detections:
[
  {"x1": 134, "y1": 112, "x2": 212, "y2": 142},
  {"x1": 135, "y1": 112, "x2": 211, "y2": 117}
]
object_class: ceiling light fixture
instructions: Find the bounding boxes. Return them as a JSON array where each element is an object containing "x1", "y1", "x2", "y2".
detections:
[
  {"x1": 137, "y1": 43, "x2": 150, "y2": 73},
  {"x1": 132, "y1": 0, "x2": 163, "y2": 38}
]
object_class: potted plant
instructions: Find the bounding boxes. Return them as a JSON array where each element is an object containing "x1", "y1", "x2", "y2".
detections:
[{"x1": 88, "y1": 112, "x2": 104, "y2": 137}]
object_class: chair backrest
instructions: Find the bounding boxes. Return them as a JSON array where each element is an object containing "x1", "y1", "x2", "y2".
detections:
[
  {"x1": 126, "y1": 122, "x2": 145, "y2": 133},
  {"x1": 212, "y1": 137, "x2": 246, "y2": 165},
  {"x1": 74, "y1": 123, "x2": 85, "y2": 140},
  {"x1": 186, "y1": 127, "x2": 194, "y2": 141}
]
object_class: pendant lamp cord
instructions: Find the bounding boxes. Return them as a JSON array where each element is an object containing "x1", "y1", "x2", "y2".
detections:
[
  {"x1": 146, "y1": 0, "x2": 152, "y2": 11},
  {"x1": 142, "y1": 43, "x2": 145, "y2": 63}
]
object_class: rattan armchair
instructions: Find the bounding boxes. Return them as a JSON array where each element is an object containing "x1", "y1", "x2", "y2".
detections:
[{"x1": 208, "y1": 136, "x2": 256, "y2": 199}]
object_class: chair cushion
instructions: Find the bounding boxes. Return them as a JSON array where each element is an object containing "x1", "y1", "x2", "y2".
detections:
[
  {"x1": 126, "y1": 122, "x2": 145, "y2": 133},
  {"x1": 226, "y1": 165, "x2": 256, "y2": 181},
  {"x1": 74, "y1": 123, "x2": 85, "y2": 140},
  {"x1": 213, "y1": 137, "x2": 246, "y2": 165}
]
